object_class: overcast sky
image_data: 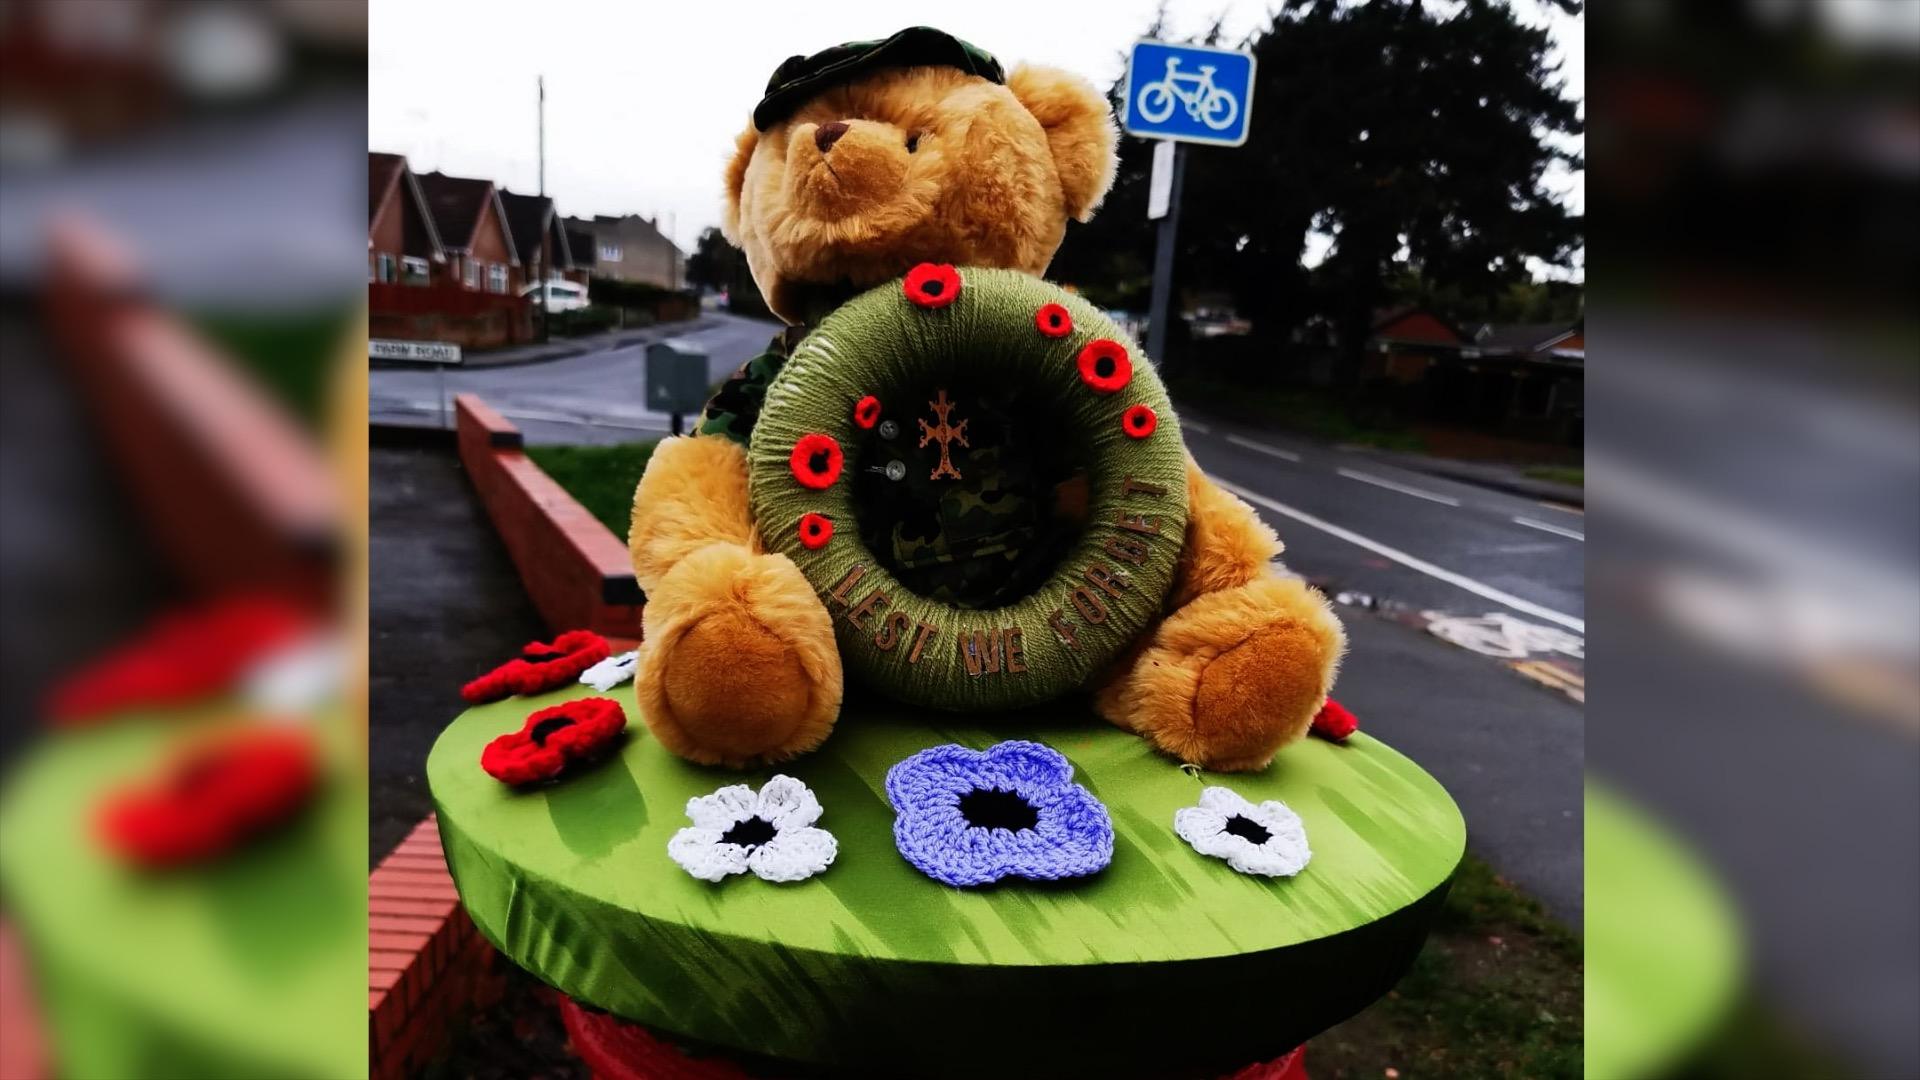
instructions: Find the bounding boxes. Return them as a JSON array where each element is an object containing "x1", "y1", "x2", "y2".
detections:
[{"x1": 369, "y1": 0, "x2": 1583, "y2": 277}]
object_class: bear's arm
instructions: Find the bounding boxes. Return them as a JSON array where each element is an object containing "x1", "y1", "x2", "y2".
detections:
[
  {"x1": 1171, "y1": 454, "x2": 1283, "y2": 609},
  {"x1": 628, "y1": 435, "x2": 760, "y2": 595}
]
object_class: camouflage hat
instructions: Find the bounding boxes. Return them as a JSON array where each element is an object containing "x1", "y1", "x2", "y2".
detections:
[{"x1": 753, "y1": 26, "x2": 1004, "y2": 131}]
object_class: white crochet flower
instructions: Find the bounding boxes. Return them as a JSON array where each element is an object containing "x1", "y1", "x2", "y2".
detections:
[
  {"x1": 579, "y1": 650, "x2": 637, "y2": 691},
  {"x1": 1174, "y1": 787, "x2": 1311, "y2": 878},
  {"x1": 667, "y1": 775, "x2": 837, "y2": 883}
]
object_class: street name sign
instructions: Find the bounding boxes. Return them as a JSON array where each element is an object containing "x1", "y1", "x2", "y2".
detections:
[
  {"x1": 1148, "y1": 140, "x2": 1176, "y2": 220},
  {"x1": 1122, "y1": 40, "x2": 1257, "y2": 147},
  {"x1": 370, "y1": 339, "x2": 462, "y2": 364}
]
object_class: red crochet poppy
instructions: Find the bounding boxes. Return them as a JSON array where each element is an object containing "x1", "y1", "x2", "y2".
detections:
[
  {"x1": 1076, "y1": 339, "x2": 1132, "y2": 393},
  {"x1": 1122, "y1": 404, "x2": 1158, "y2": 438},
  {"x1": 47, "y1": 595, "x2": 315, "y2": 726},
  {"x1": 1312, "y1": 698, "x2": 1360, "y2": 742},
  {"x1": 480, "y1": 697, "x2": 628, "y2": 786},
  {"x1": 903, "y1": 263, "x2": 961, "y2": 308},
  {"x1": 1035, "y1": 302, "x2": 1073, "y2": 338},
  {"x1": 461, "y1": 630, "x2": 611, "y2": 705},
  {"x1": 96, "y1": 727, "x2": 319, "y2": 868},
  {"x1": 852, "y1": 395, "x2": 882, "y2": 429},
  {"x1": 797, "y1": 513, "x2": 834, "y2": 550},
  {"x1": 788, "y1": 433, "x2": 844, "y2": 489}
]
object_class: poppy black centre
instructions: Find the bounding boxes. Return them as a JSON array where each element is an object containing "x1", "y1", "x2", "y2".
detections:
[
  {"x1": 922, "y1": 278, "x2": 943, "y2": 295},
  {"x1": 1094, "y1": 355, "x2": 1115, "y2": 378},
  {"x1": 808, "y1": 450, "x2": 831, "y2": 474},
  {"x1": 721, "y1": 816, "x2": 778, "y2": 849},
  {"x1": 1223, "y1": 814, "x2": 1272, "y2": 845},
  {"x1": 529, "y1": 716, "x2": 576, "y2": 747},
  {"x1": 958, "y1": 787, "x2": 1039, "y2": 831}
]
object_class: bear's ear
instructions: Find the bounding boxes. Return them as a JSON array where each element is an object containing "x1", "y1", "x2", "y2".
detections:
[
  {"x1": 721, "y1": 124, "x2": 758, "y2": 244},
  {"x1": 1007, "y1": 65, "x2": 1118, "y2": 223}
]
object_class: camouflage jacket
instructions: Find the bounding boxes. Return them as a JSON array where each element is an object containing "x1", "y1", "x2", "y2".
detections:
[{"x1": 696, "y1": 329, "x2": 1059, "y2": 609}]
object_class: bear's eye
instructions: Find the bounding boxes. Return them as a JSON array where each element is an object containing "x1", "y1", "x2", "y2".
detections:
[{"x1": 905, "y1": 133, "x2": 921, "y2": 154}]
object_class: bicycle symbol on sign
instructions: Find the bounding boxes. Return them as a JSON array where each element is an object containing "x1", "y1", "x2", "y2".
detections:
[{"x1": 1135, "y1": 57, "x2": 1240, "y2": 131}]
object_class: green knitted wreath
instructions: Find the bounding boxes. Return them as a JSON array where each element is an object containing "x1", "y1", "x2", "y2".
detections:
[{"x1": 747, "y1": 266, "x2": 1189, "y2": 711}]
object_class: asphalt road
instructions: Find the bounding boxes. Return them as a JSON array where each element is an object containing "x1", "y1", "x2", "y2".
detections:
[
  {"x1": 370, "y1": 312, "x2": 781, "y2": 445},
  {"x1": 371, "y1": 319, "x2": 1587, "y2": 922}
]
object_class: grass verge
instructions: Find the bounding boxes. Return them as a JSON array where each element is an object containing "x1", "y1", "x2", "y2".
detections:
[
  {"x1": 190, "y1": 307, "x2": 354, "y2": 430},
  {"x1": 524, "y1": 440, "x2": 660, "y2": 540},
  {"x1": 1524, "y1": 465, "x2": 1584, "y2": 488},
  {"x1": 1165, "y1": 374, "x2": 1428, "y2": 452},
  {"x1": 1310, "y1": 854, "x2": 1582, "y2": 1078}
]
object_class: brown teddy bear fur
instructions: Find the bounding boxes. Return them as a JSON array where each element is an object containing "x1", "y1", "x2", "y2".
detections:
[{"x1": 630, "y1": 54, "x2": 1345, "y2": 770}]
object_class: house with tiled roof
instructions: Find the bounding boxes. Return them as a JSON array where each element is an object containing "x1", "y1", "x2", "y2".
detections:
[
  {"x1": 367, "y1": 152, "x2": 444, "y2": 286},
  {"x1": 498, "y1": 189, "x2": 582, "y2": 289},
  {"x1": 414, "y1": 170, "x2": 520, "y2": 295}
]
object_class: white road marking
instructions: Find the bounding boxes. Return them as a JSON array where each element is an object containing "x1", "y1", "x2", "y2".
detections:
[
  {"x1": 1214, "y1": 478, "x2": 1586, "y2": 632},
  {"x1": 1182, "y1": 419, "x2": 1212, "y2": 434},
  {"x1": 1225, "y1": 434, "x2": 1303, "y2": 462},
  {"x1": 1512, "y1": 516, "x2": 1585, "y2": 541},
  {"x1": 1336, "y1": 468, "x2": 1462, "y2": 506}
]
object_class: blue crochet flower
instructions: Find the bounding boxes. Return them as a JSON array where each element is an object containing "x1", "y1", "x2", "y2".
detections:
[{"x1": 885, "y1": 741, "x2": 1114, "y2": 887}]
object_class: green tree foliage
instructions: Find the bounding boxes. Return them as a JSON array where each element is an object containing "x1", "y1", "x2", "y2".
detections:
[
  {"x1": 1053, "y1": 0, "x2": 1583, "y2": 380},
  {"x1": 684, "y1": 226, "x2": 737, "y2": 292}
]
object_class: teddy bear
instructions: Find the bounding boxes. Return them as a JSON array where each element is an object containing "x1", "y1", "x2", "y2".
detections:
[{"x1": 628, "y1": 27, "x2": 1345, "y2": 772}]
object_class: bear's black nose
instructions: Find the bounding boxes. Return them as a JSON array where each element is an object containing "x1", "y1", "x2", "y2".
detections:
[{"x1": 814, "y1": 122, "x2": 849, "y2": 153}]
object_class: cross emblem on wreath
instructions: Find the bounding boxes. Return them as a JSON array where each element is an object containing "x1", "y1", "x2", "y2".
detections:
[{"x1": 918, "y1": 389, "x2": 969, "y2": 481}]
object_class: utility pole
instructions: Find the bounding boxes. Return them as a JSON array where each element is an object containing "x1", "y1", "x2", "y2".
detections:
[{"x1": 536, "y1": 75, "x2": 548, "y2": 342}]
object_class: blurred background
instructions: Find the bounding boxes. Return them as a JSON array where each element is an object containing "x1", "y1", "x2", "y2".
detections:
[
  {"x1": 0, "y1": 1, "x2": 366, "y2": 1078},
  {"x1": 1585, "y1": 1, "x2": 1918, "y2": 1077}
]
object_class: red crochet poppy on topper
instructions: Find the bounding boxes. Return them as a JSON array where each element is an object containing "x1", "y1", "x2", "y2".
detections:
[
  {"x1": 46, "y1": 594, "x2": 315, "y2": 726},
  {"x1": 95, "y1": 726, "x2": 320, "y2": 868},
  {"x1": 1312, "y1": 698, "x2": 1360, "y2": 742},
  {"x1": 480, "y1": 697, "x2": 628, "y2": 786},
  {"x1": 461, "y1": 630, "x2": 611, "y2": 704},
  {"x1": 903, "y1": 262, "x2": 962, "y2": 308}
]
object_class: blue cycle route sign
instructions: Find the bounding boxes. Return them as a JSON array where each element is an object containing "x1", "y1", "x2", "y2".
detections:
[{"x1": 1122, "y1": 40, "x2": 1257, "y2": 147}]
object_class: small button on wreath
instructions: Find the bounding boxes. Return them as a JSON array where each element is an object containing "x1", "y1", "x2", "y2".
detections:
[
  {"x1": 886, "y1": 741, "x2": 1113, "y2": 887},
  {"x1": 462, "y1": 629, "x2": 611, "y2": 704},
  {"x1": 480, "y1": 697, "x2": 627, "y2": 786},
  {"x1": 1076, "y1": 338, "x2": 1132, "y2": 393},
  {"x1": 1174, "y1": 787, "x2": 1311, "y2": 878},
  {"x1": 903, "y1": 262, "x2": 962, "y2": 308},
  {"x1": 788, "y1": 432, "x2": 844, "y2": 489},
  {"x1": 668, "y1": 775, "x2": 838, "y2": 883}
]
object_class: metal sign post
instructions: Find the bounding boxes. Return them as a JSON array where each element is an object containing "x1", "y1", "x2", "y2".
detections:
[
  {"x1": 370, "y1": 338, "x2": 464, "y2": 429},
  {"x1": 1145, "y1": 141, "x2": 1187, "y2": 367},
  {"x1": 1123, "y1": 39, "x2": 1257, "y2": 368}
]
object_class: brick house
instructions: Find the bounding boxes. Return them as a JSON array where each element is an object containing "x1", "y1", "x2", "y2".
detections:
[
  {"x1": 368, "y1": 152, "x2": 445, "y2": 286},
  {"x1": 498, "y1": 189, "x2": 577, "y2": 293},
  {"x1": 415, "y1": 170, "x2": 521, "y2": 294},
  {"x1": 562, "y1": 214, "x2": 683, "y2": 289},
  {"x1": 561, "y1": 225, "x2": 595, "y2": 287},
  {"x1": 369, "y1": 156, "x2": 532, "y2": 349}
]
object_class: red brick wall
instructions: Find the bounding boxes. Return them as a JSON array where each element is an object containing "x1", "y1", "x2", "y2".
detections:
[{"x1": 454, "y1": 395, "x2": 644, "y2": 641}]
